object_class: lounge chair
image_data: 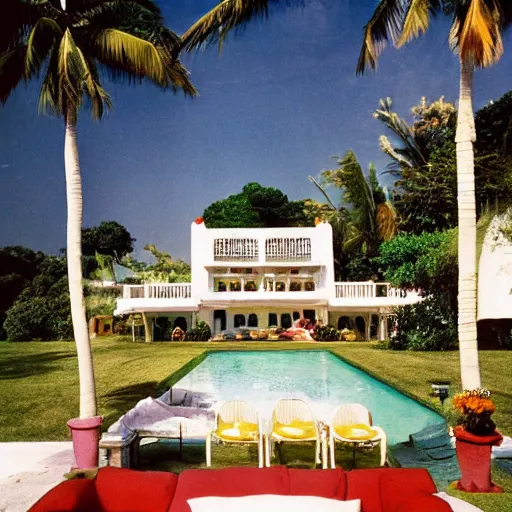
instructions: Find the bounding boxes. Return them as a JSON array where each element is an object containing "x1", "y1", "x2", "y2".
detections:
[
  {"x1": 206, "y1": 400, "x2": 264, "y2": 468},
  {"x1": 267, "y1": 399, "x2": 321, "y2": 467},
  {"x1": 329, "y1": 403, "x2": 387, "y2": 469}
]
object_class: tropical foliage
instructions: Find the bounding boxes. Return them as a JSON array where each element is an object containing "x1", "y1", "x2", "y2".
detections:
[
  {"x1": 357, "y1": 0, "x2": 511, "y2": 390},
  {"x1": 1, "y1": 0, "x2": 195, "y2": 417},
  {"x1": 82, "y1": 221, "x2": 135, "y2": 263},
  {"x1": 309, "y1": 150, "x2": 397, "y2": 280},
  {"x1": 122, "y1": 244, "x2": 191, "y2": 283},
  {"x1": 184, "y1": 321, "x2": 211, "y2": 341},
  {"x1": 3, "y1": 256, "x2": 72, "y2": 341},
  {"x1": 377, "y1": 95, "x2": 512, "y2": 233},
  {"x1": 203, "y1": 182, "x2": 309, "y2": 228}
]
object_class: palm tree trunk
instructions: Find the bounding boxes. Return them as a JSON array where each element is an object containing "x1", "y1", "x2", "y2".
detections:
[
  {"x1": 455, "y1": 58, "x2": 481, "y2": 390},
  {"x1": 65, "y1": 108, "x2": 97, "y2": 418}
]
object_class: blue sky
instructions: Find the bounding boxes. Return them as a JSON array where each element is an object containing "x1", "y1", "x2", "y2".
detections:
[{"x1": 1, "y1": 0, "x2": 512, "y2": 262}]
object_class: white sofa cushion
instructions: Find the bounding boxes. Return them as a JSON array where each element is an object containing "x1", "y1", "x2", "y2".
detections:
[{"x1": 188, "y1": 495, "x2": 361, "y2": 512}]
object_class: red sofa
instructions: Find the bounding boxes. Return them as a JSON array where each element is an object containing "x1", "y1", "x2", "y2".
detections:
[{"x1": 29, "y1": 466, "x2": 453, "y2": 512}]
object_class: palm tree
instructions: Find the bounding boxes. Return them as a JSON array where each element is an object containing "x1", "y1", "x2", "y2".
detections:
[
  {"x1": 309, "y1": 150, "x2": 397, "y2": 279},
  {"x1": 357, "y1": 0, "x2": 511, "y2": 390},
  {"x1": 376, "y1": 96, "x2": 459, "y2": 232},
  {"x1": 1, "y1": 0, "x2": 196, "y2": 418},
  {"x1": 182, "y1": 0, "x2": 511, "y2": 390}
]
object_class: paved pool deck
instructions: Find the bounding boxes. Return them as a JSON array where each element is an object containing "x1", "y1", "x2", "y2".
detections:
[{"x1": 0, "y1": 442, "x2": 74, "y2": 512}]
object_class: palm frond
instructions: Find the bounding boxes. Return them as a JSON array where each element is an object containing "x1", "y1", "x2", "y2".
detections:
[
  {"x1": 94, "y1": 28, "x2": 196, "y2": 94},
  {"x1": 397, "y1": 0, "x2": 441, "y2": 47},
  {"x1": 451, "y1": 0, "x2": 504, "y2": 67},
  {"x1": 308, "y1": 175, "x2": 339, "y2": 211},
  {"x1": 77, "y1": 51, "x2": 112, "y2": 119},
  {"x1": 0, "y1": 0, "x2": 33, "y2": 53},
  {"x1": 325, "y1": 150, "x2": 377, "y2": 236},
  {"x1": 95, "y1": 28, "x2": 164, "y2": 81},
  {"x1": 356, "y1": 0, "x2": 405, "y2": 74},
  {"x1": 0, "y1": 46, "x2": 27, "y2": 104},
  {"x1": 57, "y1": 29, "x2": 88, "y2": 112},
  {"x1": 38, "y1": 49, "x2": 60, "y2": 115},
  {"x1": 182, "y1": 0, "x2": 277, "y2": 52},
  {"x1": 25, "y1": 17, "x2": 62, "y2": 78},
  {"x1": 379, "y1": 135, "x2": 414, "y2": 168},
  {"x1": 374, "y1": 97, "x2": 426, "y2": 166},
  {"x1": 376, "y1": 202, "x2": 398, "y2": 241}
]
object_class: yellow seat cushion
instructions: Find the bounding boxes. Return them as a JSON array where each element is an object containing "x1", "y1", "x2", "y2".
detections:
[
  {"x1": 273, "y1": 420, "x2": 317, "y2": 439},
  {"x1": 216, "y1": 421, "x2": 259, "y2": 441},
  {"x1": 334, "y1": 424, "x2": 378, "y2": 441}
]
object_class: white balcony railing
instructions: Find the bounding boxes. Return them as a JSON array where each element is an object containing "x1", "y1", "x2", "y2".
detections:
[
  {"x1": 335, "y1": 282, "x2": 407, "y2": 299},
  {"x1": 123, "y1": 283, "x2": 191, "y2": 299},
  {"x1": 265, "y1": 237, "x2": 311, "y2": 261},
  {"x1": 213, "y1": 238, "x2": 259, "y2": 261}
]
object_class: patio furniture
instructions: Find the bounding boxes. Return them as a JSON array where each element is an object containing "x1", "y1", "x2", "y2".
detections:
[
  {"x1": 29, "y1": 466, "x2": 456, "y2": 512},
  {"x1": 206, "y1": 400, "x2": 264, "y2": 468},
  {"x1": 267, "y1": 399, "x2": 321, "y2": 467},
  {"x1": 329, "y1": 403, "x2": 387, "y2": 469}
]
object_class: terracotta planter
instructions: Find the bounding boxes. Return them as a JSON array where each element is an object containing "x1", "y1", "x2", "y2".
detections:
[
  {"x1": 67, "y1": 416, "x2": 103, "y2": 469},
  {"x1": 454, "y1": 425, "x2": 503, "y2": 493}
]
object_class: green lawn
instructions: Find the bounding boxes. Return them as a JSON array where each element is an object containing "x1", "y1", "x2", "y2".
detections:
[{"x1": 1, "y1": 339, "x2": 511, "y2": 511}]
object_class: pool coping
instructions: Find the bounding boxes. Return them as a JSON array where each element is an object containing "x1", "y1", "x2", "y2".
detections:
[{"x1": 156, "y1": 348, "x2": 445, "y2": 424}]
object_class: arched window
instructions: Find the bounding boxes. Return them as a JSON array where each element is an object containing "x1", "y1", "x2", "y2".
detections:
[
  {"x1": 214, "y1": 310, "x2": 226, "y2": 331},
  {"x1": 234, "y1": 314, "x2": 246, "y2": 328},
  {"x1": 173, "y1": 317, "x2": 188, "y2": 332},
  {"x1": 268, "y1": 313, "x2": 278, "y2": 327},
  {"x1": 248, "y1": 314, "x2": 258, "y2": 327},
  {"x1": 276, "y1": 281, "x2": 286, "y2": 292},
  {"x1": 292, "y1": 311, "x2": 301, "y2": 321},
  {"x1": 289, "y1": 281, "x2": 301, "y2": 291},
  {"x1": 304, "y1": 281, "x2": 315, "y2": 291},
  {"x1": 355, "y1": 316, "x2": 366, "y2": 338},
  {"x1": 337, "y1": 316, "x2": 350, "y2": 330},
  {"x1": 281, "y1": 313, "x2": 292, "y2": 329}
]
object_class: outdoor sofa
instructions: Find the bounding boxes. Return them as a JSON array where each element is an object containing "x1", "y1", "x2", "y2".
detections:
[{"x1": 29, "y1": 465, "x2": 456, "y2": 512}]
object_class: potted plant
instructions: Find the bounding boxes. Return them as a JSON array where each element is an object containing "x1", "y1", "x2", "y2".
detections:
[{"x1": 452, "y1": 389, "x2": 503, "y2": 493}]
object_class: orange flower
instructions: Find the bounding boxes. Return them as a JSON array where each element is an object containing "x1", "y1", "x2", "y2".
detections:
[
  {"x1": 314, "y1": 217, "x2": 322, "y2": 226},
  {"x1": 195, "y1": 216, "x2": 204, "y2": 224}
]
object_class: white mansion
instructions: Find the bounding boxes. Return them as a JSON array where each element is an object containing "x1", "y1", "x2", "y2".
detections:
[{"x1": 114, "y1": 221, "x2": 422, "y2": 340}]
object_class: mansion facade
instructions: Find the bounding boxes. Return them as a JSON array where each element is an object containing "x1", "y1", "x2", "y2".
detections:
[{"x1": 114, "y1": 221, "x2": 421, "y2": 340}]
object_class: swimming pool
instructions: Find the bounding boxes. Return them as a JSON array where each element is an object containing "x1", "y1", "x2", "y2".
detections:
[{"x1": 173, "y1": 350, "x2": 444, "y2": 445}]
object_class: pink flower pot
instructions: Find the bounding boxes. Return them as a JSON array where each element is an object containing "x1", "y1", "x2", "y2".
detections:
[
  {"x1": 67, "y1": 416, "x2": 103, "y2": 469},
  {"x1": 454, "y1": 426, "x2": 504, "y2": 493}
]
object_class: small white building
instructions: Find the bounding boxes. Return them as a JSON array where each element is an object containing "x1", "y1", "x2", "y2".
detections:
[{"x1": 115, "y1": 221, "x2": 421, "y2": 340}]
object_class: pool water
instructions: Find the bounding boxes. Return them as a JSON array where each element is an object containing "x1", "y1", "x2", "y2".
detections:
[{"x1": 173, "y1": 350, "x2": 444, "y2": 445}]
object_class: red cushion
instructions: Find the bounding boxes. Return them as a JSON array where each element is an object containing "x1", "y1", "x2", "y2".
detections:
[
  {"x1": 95, "y1": 467, "x2": 178, "y2": 512},
  {"x1": 288, "y1": 468, "x2": 346, "y2": 499},
  {"x1": 28, "y1": 478, "x2": 101, "y2": 512},
  {"x1": 168, "y1": 466, "x2": 289, "y2": 512},
  {"x1": 379, "y1": 470, "x2": 451, "y2": 512}
]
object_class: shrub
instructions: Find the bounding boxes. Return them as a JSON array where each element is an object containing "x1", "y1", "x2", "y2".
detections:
[
  {"x1": 387, "y1": 296, "x2": 457, "y2": 351},
  {"x1": 313, "y1": 324, "x2": 339, "y2": 341},
  {"x1": 184, "y1": 321, "x2": 211, "y2": 341}
]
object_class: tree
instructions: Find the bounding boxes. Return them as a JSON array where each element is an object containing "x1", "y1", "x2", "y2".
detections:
[
  {"x1": 376, "y1": 97, "x2": 459, "y2": 233},
  {"x1": 122, "y1": 244, "x2": 191, "y2": 284},
  {"x1": 1, "y1": 0, "x2": 196, "y2": 418},
  {"x1": 4, "y1": 256, "x2": 73, "y2": 341},
  {"x1": 357, "y1": 0, "x2": 512, "y2": 389},
  {"x1": 376, "y1": 95, "x2": 512, "y2": 232},
  {"x1": 203, "y1": 182, "x2": 309, "y2": 228},
  {"x1": 0, "y1": 246, "x2": 47, "y2": 339},
  {"x1": 309, "y1": 150, "x2": 397, "y2": 280},
  {"x1": 82, "y1": 221, "x2": 135, "y2": 262}
]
